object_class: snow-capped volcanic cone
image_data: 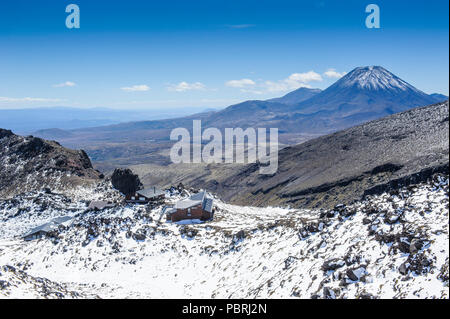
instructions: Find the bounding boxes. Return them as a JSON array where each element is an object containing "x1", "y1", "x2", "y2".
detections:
[
  {"x1": 191, "y1": 66, "x2": 444, "y2": 137},
  {"x1": 294, "y1": 66, "x2": 439, "y2": 117},
  {"x1": 297, "y1": 66, "x2": 436, "y2": 117}
]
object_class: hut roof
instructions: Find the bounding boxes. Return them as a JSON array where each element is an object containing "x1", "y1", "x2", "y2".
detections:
[{"x1": 137, "y1": 187, "x2": 165, "y2": 198}]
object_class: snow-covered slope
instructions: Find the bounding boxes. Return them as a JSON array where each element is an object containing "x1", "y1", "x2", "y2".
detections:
[
  {"x1": 335, "y1": 66, "x2": 421, "y2": 91},
  {"x1": 0, "y1": 175, "x2": 448, "y2": 299}
]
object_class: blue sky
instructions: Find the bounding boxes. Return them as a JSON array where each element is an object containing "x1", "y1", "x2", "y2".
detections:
[{"x1": 0, "y1": 0, "x2": 448, "y2": 110}]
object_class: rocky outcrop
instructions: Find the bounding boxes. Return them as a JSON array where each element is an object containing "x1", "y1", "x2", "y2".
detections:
[
  {"x1": 0, "y1": 129, "x2": 13, "y2": 139},
  {"x1": 0, "y1": 130, "x2": 102, "y2": 198}
]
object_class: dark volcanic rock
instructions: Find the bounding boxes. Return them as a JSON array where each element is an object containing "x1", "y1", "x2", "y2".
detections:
[
  {"x1": 79, "y1": 150, "x2": 93, "y2": 169},
  {"x1": 322, "y1": 258, "x2": 345, "y2": 272},
  {"x1": 0, "y1": 129, "x2": 13, "y2": 139},
  {"x1": 234, "y1": 230, "x2": 246, "y2": 241},
  {"x1": 409, "y1": 239, "x2": 423, "y2": 255},
  {"x1": 111, "y1": 168, "x2": 142, "y2": 195},
  {"x1": 346, "y1": 269, "x2": 359, "y2": 281},
  {"x1": 17, "y1": 136, "x2": 53, "y2": 158},
  {"x1": 132, "y1": 232, "x2": 146, "y2": 241},
  {"x1": 323, "y1": 287, "x2": 338, "y2": 299},
  {"x1": 0, "y1": 129, "x2": 101, "y2": 198},
  {"x1": 399, "y1": 262, "x2": 410, "y2": 275}
]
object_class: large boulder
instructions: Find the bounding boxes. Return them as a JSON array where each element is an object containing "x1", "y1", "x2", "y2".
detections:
[
  {"x1": 322, "y1": 258, "x2": 345, "y2": 272},
  {"x1": 111, "y1": 168, "x2": 142, "y2": 195}
]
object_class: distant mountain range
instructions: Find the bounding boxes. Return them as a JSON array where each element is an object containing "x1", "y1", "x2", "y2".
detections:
[
  {"x1": 267, "y1": 87, "x2": 322, "y2": 105},
  {"x1": 430, "y1": 93, "x2": 449, "y2": 102},
  {"x1": 0, "y1": 106, "x2": 218, "y2": 135},
  {"x1": 29, "y1": 66, "x2": 448, "y2": 165}
]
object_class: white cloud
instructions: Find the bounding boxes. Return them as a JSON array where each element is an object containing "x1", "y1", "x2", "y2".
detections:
[
  {"x1": 288, "y1": 71, "x2": 323, "y2": 83},
  {"x1": 121, "y1": 85, "x2": 151, "y2": 92},
  {"x1": 225, "y1": 79, "x2": 256, "y2": 88},
  {"x1": 264, "y1": 71, "x2": 323, "y2": 92},
  {"x1": 225, "y1": 71, "x2": 323, "y2": 94},
  {"x1": 53, "y1": 81, "x2": 76, "y2": 88},
  {"x1": 167, "y1": 82, "x2": 206, "y2": 92},
  {"x1": 0, "y1": 96, "x2": 64, "y2": 103},
  {"x1": 324, "y1": 69, "x2": 347, "y2": 79},
  {"x1": 264, "y1": 81, "x2": 312, "y2": 92}
]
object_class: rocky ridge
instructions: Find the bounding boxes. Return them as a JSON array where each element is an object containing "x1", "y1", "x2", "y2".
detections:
[{"x1": 0, "y1": 129, "x2": 102, "y2": 198}]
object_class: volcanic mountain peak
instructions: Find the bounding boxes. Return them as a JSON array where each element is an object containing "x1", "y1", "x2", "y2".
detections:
[
  {"x1": 336, "y1": 66, "x2": 419, "y2": 92},
  {"x1": 291, "y1": 65, "x2": 437, "y2": 117}
]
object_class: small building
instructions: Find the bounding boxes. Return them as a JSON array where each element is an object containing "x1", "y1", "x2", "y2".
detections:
[
  {"x1": 88, "y1": 200, "x2": 115, "y2": 210},
  {"x1": 23, "y1": 216, "x2": 73, "y2": 241},
  {"x1": 125, "y1": 187, "x2": 165, "y2": 204},
  {"x1": 51, "y1": 216, "x2": 73, "y2": 225},
  {"x1": 23, "y1": 224, "x2": 56, "y2": 241},
  {"x1": 165, "y1": 191, "x2": 214, "y2": 222}
]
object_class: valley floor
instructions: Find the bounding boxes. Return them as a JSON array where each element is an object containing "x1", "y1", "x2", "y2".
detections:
[{"x1": 0, "y1": 175, "x2": 448, "y2": 299}]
